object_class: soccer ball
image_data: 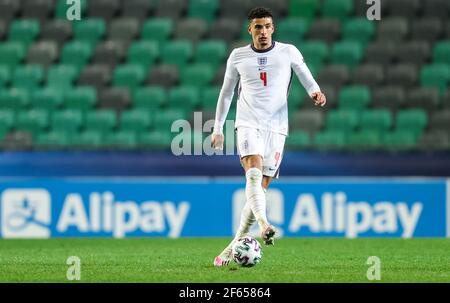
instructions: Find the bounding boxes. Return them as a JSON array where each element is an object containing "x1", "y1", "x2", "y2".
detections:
[{"x1": 232, "y1": 236, "x2": 262, "y2": 267}]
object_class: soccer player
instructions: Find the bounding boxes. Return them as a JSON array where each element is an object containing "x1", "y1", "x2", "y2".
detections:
[{"x1": 212, "y1": 7, "x2": 326, "y2": 267}]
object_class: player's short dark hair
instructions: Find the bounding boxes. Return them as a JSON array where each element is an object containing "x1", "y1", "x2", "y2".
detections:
[{"x1": 247, "y1": 7, "x2": 273, "y2": 21}]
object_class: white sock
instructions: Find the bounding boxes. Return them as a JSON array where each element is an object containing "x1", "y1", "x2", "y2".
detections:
[
  {"x1": 235, "y1": 202, "x2": 256, "y2": 239},
  {"x1": 219, "y1": 202, "x2": 255, "y2": 257},
  {"x1": 245, "y1": 167, "x2": 268, "y2": 230}
]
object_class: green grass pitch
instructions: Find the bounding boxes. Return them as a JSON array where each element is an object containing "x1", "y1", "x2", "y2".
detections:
[{"x1": 1, "y1": 238, "x2": 450, "y2": 282}]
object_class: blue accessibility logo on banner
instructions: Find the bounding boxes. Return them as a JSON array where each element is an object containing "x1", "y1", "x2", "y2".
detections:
[{"x1": 1, "y1": 189, "x2": 51, "y2": 238}]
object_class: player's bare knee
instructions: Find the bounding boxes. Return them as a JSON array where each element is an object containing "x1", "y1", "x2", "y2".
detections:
[{"x1": 242, "y1": 155, "x2": 262, "y2": 171}]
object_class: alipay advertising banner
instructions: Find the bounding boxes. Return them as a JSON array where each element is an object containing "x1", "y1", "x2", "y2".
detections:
[{"x1": 0, "y1": 178, "x2": 448, "y2": 238}]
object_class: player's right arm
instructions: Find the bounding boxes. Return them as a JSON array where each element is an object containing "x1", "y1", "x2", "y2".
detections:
[{"x1": 212, "y1": 50, "x2": 239, "y2": 150}]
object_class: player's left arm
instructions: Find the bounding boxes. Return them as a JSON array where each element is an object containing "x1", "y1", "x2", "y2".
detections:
[{"x1": 290, "y1": 45, "x2": 326, "y2": 107}]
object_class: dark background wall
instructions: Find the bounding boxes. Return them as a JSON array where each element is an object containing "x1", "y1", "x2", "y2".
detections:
[{"x1": 1, "y1": 151, "x2": 449, "y2": 177}]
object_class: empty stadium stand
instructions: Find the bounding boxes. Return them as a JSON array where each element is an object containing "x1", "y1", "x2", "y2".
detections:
[{"x1": 0, "y1": 0, "x2": 449, "y2": 152}]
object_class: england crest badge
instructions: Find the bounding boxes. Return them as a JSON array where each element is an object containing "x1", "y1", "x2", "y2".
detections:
[{"x1": 257, "y1": 57, "x2": 267, "y2": 66}]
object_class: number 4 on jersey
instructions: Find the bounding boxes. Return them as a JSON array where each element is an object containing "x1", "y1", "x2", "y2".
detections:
[{"x1": 260, "y1": 72, "x2": 267, "y2": 86}]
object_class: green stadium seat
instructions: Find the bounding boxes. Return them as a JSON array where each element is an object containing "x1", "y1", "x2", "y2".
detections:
[
  {"x1": 47, "y1": 65, "x2": 78, "y2": 90},
  {"x1": 0, "y1": 128, "x2": 7, "y2": 141},
  {"x1": 0, "y1": 88, "x2": 30, "y2": 110},
  {"x1": 343, "y1": 18, "x2": 375, "y2": 46},
  {"x1": 8, "y1": 19, "x2": 40, "y2": 47},
  {"x1": 120, "y1": 109, "x2": 152, "y2": 132},
  {"x1": 194, "y1": 40, "x2": 226, "y2": 67},
  {"x1": 0, "y1": 109, "x2": 15, "y2": 133},
  {"x1": 61, "y1": 41, "x2": 93, "y2": 69},
  {"x1": 306, "y1": 62, "x2": 320, "y2": 78},
  {"x1": 420, "y1": 64, "x2": 450, "y2": 93},
  {"x1": 289, "y1": 0, "x2": 319, "y2": 19},
  {"x1": 127, "y1": 41, "x2": 159, "y2": 68},
  {"x1": 138, "y1": 130, "x2": 173, "y2": 149},
  {"x1": 161, "y1": 40, "x2": 193, "y2": 68},
  {"x1": 396, "y1": 109, "x2": 428, "y2": 137},
  {"x1": 113, "y1": 64, "x2": 147, "y2": 91},
  {"x1": 313, "y1": 130, "x2": 347, "y2": 150},
  {"x1": 168, "y1": 86, "x2": 200, "y2": 112},
  {"x1": 73, "y1": 18, "x2": 106, "y2": 45},
  {"x1": 30, "y1": 87, "x2": 63, "y2": 110},
  {"x1": 225, "y1": 108, "x2": 236, "y2": 124},
  {"x1": 330, "y1": 41, "x2": 364, "y2": 69},
  {"x1": 64, "y1": 86, "x2": 97, "y2": 112},
  {"x1": 433, "y1": 41, "x2": 450, "y2": 65},
  {"x1": 51, "y1": 109, "x2": 84, "y2": 134},
  {"x1": 201, "y1": 86, "x2": 220, "y2": 110},
  {"x1": 0, "y1": 42, "x2": 26, "y2": 68},
  {"x1": 322, "y1": 0, "x2": 354, "y2": 22},
  {"x1": 285, "y1": 130, "x2": 311, "y2": 150},
  {"x1": 85, "y1": 109, "x2": 117, "y2": 134},
  {"x1": 105, "y1": 130, "x2": 138, "y2": 149},
  {"x1": 153, "y1": 109, "x2": 188, "y2": 131},
  {"x1": 298, "y1": 41, "x2": 329, "y2": 68},
  {"x1": 12, "y1": 65, "x2": 44, "y2": 91},
  {"x1": 288, "y1": 85, "x2": 307, "y2": 111},
  {"x1": 0, "y1": 65, "x2": 11, "y2": 87},
  {"x1": 338, "y1": 86, "x2": 371, "y2": 110},
  {"x1": 180, "y1": 63, "x2": 214, "y2": 88},
  {"x1": 35, "y1": 130, "x2": 71, "y2": 149},
  {"x1": 188, "y1": 0, "x2": 219, "y2": 23},
  {"x1": 56, "y1": 0, "x2": 87, "y2": 19},
  {"x1": 71, "y1": 130, "x2": 103, "y2": 149},
  {"x1": 276, "y1": 18, "x2": 309, "y2": 45},
  {"x1": 347, "y1": 130, "x2": 381, "y2": 151},
  {"x1": 240, "y1": 22, "x2": 251, "y2": 41},
  {"x1": 383, "y1": 131, "x2": 417, "y2": 151},
  {"x1": 133, "y1": 86, "x2": 167, "y2": 110},
  {"x1": 141, "y1": 18, "x2": 173, "y2": 44},
  {"x1": 326, "y1": 110, "x2": 359, "y2": 132},
  {"x1": 16, "y1": 109, "x2": 50, "y2": 136},
  {"x1": 359, "y1": 109, "x2": 393, "y2": 132}
]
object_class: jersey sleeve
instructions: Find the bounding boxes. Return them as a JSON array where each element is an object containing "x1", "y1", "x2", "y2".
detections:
[
  {"x1": 289, "y1": 45, "x2": 321, "y2": 96},
  {"x1": 213, "y1": 50, "x2": 239, "y2": 134}
]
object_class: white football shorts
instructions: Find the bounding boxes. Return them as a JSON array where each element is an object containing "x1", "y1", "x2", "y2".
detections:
[{"x1": 236, "y1": 126, "x2": 286, "y2": 178}]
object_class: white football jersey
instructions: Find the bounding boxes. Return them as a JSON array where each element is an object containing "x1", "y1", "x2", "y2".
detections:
[{"x1": 213, "y1": 41, "x2": 321, "y2": 136}]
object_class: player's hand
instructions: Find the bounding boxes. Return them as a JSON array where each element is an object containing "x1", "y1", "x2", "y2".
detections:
[
  {"x1": 211, "y1": 132, "x2": 224, "y2": 150},
  {"x1": 311, "y1": 91, "x2": 326, "y2": 107}
]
